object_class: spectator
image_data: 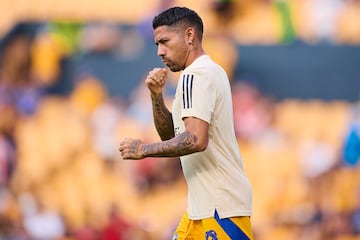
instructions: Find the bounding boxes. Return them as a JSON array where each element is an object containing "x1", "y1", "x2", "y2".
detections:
[
  {"x1": 350, "y1": 186, "x2": 360, "y2": 235},
  {"x1": 232, "y1": 81, "x2": 273, "y2": 141},
  {"x1": 100, "y1": 204, "x2": 133, "y2": 240},
  {"x1": 342, "y1": 104, "x2": 360, "y2": 167},
  {"x1": 0, "y1": 23, "x2": 43, "y2": 188},
  {"x1": 21, "y1": 194, "x2": 66, "y2": 240}
]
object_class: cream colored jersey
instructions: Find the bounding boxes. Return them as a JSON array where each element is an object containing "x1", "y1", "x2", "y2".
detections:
[{"x1": 172, "y1": 55, "x2": 252, "y2": 220}]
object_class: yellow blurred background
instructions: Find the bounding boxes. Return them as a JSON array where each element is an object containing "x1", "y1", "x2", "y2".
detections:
[{"x1": 0, "y1": 0, "x2": 360, "y2": 239}]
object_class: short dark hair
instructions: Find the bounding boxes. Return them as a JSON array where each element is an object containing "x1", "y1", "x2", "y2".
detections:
[{"x1": 152, "y1": 7, "x2": 203, "y2": 38}]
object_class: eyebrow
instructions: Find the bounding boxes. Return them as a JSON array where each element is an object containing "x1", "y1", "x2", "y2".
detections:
[{"x1": 155, "y1": 38, "x2": 167, "y2": 46}]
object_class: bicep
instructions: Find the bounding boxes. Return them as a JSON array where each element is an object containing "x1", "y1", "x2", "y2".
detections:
[{"x1": 183, "y1": 117, "x2": 209, "y2": 151}]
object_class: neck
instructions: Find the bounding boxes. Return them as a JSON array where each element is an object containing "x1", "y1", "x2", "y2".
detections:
[{"x1": 184, "y1": 45, "x2": 205, "y2": 69}]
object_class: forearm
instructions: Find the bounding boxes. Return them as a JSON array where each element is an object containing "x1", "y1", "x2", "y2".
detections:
[
  {"x1": 142, "y1": 130, "x2": 201, "y2": 158},
  {"x1": 151, "y1": 93, "x2": 175, "y2": 140}
]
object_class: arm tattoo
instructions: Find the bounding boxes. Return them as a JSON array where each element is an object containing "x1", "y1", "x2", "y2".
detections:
[
  {"x1": 142, "y1": 131, "x2": 199, "y2": 158},
  {"x1": 151, "y1": 93, "x2": 174, "y2": 140}
]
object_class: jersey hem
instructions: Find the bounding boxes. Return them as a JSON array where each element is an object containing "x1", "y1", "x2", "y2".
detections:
[{"x1": 188, "y1": 210, "x2": 252, "y2": 220}]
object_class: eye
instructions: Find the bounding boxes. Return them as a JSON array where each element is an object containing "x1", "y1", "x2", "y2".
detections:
[
  {"x1": 159, "y1": 39, "x2": 168, "y2": 45},
  {"x1": 155, "y1": 39, "x2": 167, "y2": 46}
]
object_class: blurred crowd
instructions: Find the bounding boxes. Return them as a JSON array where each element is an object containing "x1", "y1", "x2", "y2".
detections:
[
  {"x1": 0, "y1": 0, "x2": 360, "y2": 240},
  {"x1": 1, "y1": 0, "x2": 360, "y2": 45}
]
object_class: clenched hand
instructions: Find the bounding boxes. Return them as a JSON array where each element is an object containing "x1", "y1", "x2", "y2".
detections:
[
  {"x1": 118, "y1": 138, "x2": 145, "y2": 160},
  {"x1": 145, "y1": 68, "x2": 168, "y2": 95}
]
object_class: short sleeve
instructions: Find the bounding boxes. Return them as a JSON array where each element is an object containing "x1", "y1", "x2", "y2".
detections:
[{"x1": 180, "y1": 72, "x2": 215, "y2": 123}]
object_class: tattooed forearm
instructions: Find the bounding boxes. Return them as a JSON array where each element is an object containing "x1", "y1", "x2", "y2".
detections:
[
  {"x1": 151, "y1": 93, "x2": 175, "y2": 140},
  {"x1": 143, "y1": 131, "x2": 201, "y2": 157}
]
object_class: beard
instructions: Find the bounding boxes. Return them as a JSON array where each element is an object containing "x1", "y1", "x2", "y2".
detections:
[
  {"x1": 164, "y1": 60, "x2": 183, "y2": 72},
  {"x1": 162, "y1": 45, "x2": 189, "y2": 72},
  {"x1": 168, "y1": 63, "x2": 183, "y2": 72}
]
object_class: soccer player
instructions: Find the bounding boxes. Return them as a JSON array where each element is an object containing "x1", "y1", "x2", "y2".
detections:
[{"x1": 119, "y1": 6, "x2": 253, "y2": 240}]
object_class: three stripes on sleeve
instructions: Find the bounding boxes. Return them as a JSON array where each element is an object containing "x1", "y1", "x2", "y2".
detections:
[{"x1": 182, "y1": 74, "x2": 194, "y2": 109}]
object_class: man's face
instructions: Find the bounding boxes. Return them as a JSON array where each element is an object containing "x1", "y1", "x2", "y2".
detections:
[{"x1": 154, "y1": 25, "x2": 190, "y2": 72}]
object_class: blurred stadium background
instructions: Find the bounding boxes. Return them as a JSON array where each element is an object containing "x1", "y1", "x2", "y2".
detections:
[{"x1": 0, "y1": 0, "x2": 360, "y2": 239}]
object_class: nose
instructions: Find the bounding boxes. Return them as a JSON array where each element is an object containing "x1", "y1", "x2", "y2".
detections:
[{"x1": 157, "y1": 45, "x2": 165, "y2": 57}]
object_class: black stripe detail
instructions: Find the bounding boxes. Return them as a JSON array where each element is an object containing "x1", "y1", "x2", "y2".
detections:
[
  {"x1": 182, "y1": 75, "x2": 186, "y2": 109},
  {"x1": 186, "y1": 75, "x2": 190, "y2": 108},
  {"x1": 182, "y1": 74, "x2": 194, "y2": 109},
  {"x1": 189, "y1": 75, "x2": 193, "y2": 108}
]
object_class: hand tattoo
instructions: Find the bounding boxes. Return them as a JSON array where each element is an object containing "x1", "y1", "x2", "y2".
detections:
[{"x1": 119, "y1": 139, "x2": 145, "y2": 160}]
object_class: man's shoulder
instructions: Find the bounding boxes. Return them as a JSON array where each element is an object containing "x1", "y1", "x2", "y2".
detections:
[
  {"x1": 184, "y1": 55, "x2": 221, "y2": 76},
  {"x1": 189, "y1": 55, "x2": 214, "y2": 68}
]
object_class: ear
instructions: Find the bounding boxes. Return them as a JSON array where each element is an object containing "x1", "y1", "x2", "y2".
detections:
[{"x1": 184, "y1": 27, "x2": 195, "y2": 44}]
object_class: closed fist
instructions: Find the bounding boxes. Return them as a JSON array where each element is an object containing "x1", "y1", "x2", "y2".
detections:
[
  {"x1": 119, "y1": 138, "x2": 145, "y2": 160},
  {"x1": 145, "y1": 68, "x2": 167, "y2": 95}
]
